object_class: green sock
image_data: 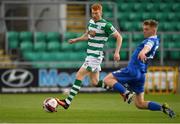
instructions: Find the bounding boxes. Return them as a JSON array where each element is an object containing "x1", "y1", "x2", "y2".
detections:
[{"x1": 65, "y1": 79, "x2": 82, "y2": 105}]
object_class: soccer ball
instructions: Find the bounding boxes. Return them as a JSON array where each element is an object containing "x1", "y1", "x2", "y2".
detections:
[{"x1": 43, "y1": 98, "x2": 58, "y2": 112}]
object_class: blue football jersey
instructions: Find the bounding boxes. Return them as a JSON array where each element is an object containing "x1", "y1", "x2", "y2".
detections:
[{"x1": 128, "y1": 35, "x2": 160, "y2": 73}]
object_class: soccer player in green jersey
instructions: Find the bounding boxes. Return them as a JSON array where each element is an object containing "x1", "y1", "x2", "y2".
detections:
[{"x1": 56, "y1": 3, "x2": 131, "y2": 109}]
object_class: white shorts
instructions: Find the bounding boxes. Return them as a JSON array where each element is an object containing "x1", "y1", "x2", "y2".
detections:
[{"x1": 82, "y1": 56, "x2": 103, "y2": 72}]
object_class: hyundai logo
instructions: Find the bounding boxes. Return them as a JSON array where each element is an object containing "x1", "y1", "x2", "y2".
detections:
[{"x1": 1, "y1": 69, "x2": 33, "y2": 87}]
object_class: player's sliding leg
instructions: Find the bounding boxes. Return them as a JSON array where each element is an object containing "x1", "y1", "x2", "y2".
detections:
[
  {"x1": 89, "y1": 71, "x2": 110, "y2": 90},
  {"x1": 56, "y1": 67, "x2": 90, "y2": 109},
  {"x1": 135, "y1": 93, "x2": 176, "y2": 118},
  {"x1": 162, "y1": 103, "x2": 176, "y2": 118},
  {"x1": 104, "y1": 73, "x2": 135, "y2": 104}
]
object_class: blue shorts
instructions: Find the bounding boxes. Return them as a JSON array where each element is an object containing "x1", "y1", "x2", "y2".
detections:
[{"x1": 112, "y1": 67, "x2": 145, "y2": 94}]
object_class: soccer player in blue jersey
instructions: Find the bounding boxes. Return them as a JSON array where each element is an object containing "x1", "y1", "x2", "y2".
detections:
[{"x1": 103, "y1": 19, "x2": 176, "y2": 118}]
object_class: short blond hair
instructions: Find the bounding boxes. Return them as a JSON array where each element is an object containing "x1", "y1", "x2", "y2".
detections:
[{"x1": 91, "y1": 3, "x2": 102, "y2": 11}]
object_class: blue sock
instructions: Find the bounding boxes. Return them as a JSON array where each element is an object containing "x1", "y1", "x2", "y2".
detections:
[
  {"x1": 148, "y1": 102, "x2": 162, "y2": 111},
  {"x1": 113, "y1": 82, "x2": 126, "y2": 94}
]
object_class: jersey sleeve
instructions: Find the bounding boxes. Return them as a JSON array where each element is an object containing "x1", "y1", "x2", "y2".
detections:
[
  {"x1": 145, "y1": 39, "x2": 155, "y2": 49},
  {"x1": 105, "y1": 23, "x2": 117, "y2": 36}
]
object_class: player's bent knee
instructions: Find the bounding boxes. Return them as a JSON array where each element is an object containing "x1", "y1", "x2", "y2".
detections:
[
  {"x1": 135, "y1": 102, "x2": 146, "y2": 109},
  {"x1": 104, "y1": 73, "x2": 117, "y2": 87}
]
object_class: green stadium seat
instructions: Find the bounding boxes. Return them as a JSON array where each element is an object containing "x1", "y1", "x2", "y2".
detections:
[
  {"x1": 128, "y1": 13, "x2": 136, "y2": 21},
  {"x1": 107, "y1": 36, "x2": 116, "y2": 48},
  {"x1": 163, "y1": 34, "x2": 172, "y2": 41},
  {"x1": 74, "y1": 42, "x2": 87, "y2": 51},
  {"x1": 122, "y1": 41, "x2": 128, "y2": 48},
  {"x1": 174, "y1": 23, "x2": 180, "y2": 31},
  {"x1": 117, "y1": 13, "x2": 128, "y2": 21},
  {"x1": 132, "y1": 41, "x2": 141, "y2": 48},
  {"x1": 120, "y1": 51, "x2": 128, "y2": 60},
  {"x1": 61, "y1": 42, "x2": 74, "y2": 51},
  {"x1": 7, "y1": 31, "x2": 19, "y2": 49},
  {"x1": 35, "y1": 32, "x2": 46, "y2": 42},
  {"x1": 157, "y1": 51, "x2": 168, "y2": 59},
  {"x1": 170, "y1": 51, "x2": 180, "y2": 60},
  {"x1": 104, "y1": 12, "x2": 113, "y2": 18},
  {"x1": 34, "y1": 41, "x2": 46, "y2": 51},
  {"x1": 171, "y1": 34, "x2": 179, "y2": 42},
  {"x1": 163, "y1": 41, "x2": 170, "y2": 48},
  {"x1": 171, "y1": 4, "x2": 180, "y2": 12},
  {"x1": 20, "y1": 41, "x2": 33, "y2": 51},
  {"x1": 121, "y1": 33, "x2": 129, "y2": 42},
  {"x1": 41, "y1": 52, "x2": 53, "y2": 61},
  {"x1": 23, "y1": 51, "x2": 41, "y2": 61},
  {"x1": 53, "y1": 52, "x2": 66, "y2": 61},
  {"x1": 121, "y1": 22, "x2": 132, "y2": 31},
  {"x1": 158, "y1": 3, "x2": 169, "y2": 12},
  {"x1": 143, "y1": 3, "x2": 154, "y2": 11},
  {"x1": 64, "y1": 32, "x2": 77, "y2": 41},
  {"x1": 132, "y1": 3, "x2": 143, "y2": 12},
  {"x1": 46, "y1": 32, "x2": 60, "y2": 42},
  {"x1": 68, "y1": 52, "x2": 86, "y2": 61},
  {"x1": 162, "y1": 22, "x2": 173, "y2": 31},
  {"x1": 20, "y1": 32, "x2": 33, "y2": 41},
  {"x1": 118, "y1": 3, "x2": 132, "y2": 12},
  {"x1": 47, "y1": 41, "x2": 61, "y2": 51},
  {"x1": 167, "y1": 13, "x2": 176, "y2": 21},
  {"x1": 133, "y1": 34, "x2": 143, "y2": 42}
]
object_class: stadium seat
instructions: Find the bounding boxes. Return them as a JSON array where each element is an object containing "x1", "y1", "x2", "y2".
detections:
[
  {"x1": 121, "y1": 33, "x2": 129, "y2": 42},
  {"x1": 143, "y1": 3, "x2": 155, "y2": 11},
  {"x1": 7, "y1": 31, "x2": 19, "y2": 49},
  {"x1": 20, "y1": 32, "x2": 33, "y2": 41},
  {"x1": 118, "y1": 3, "x2": 132, "y2": 12},
  {"x1": 61, "y1": 42, "x2": 74, "y2": 51},
  {"x1": 167, "y1": 13, "x2": 176, "y2": 21},
  {"x1": 52, "y1": 52, "x2": 67, "y2": 61},
  {"x1": 158, "y1": 3, "x2": 170, "y2": 12},
  {"x1": 46, "y1": 32, "x2": 60, "y2": 42},
  {"x1": 47, "y1": 41, "x2": 61, "y2": 51},
  {"x1": 23, "y1": 51, "x2": 41, "y2": 61},
  {"x1": 103, "y1": 12, "x2": 113, "y2": 18},
  {"x1": 133, "y1": 34, "x2": 143, "y2": 42},
  {"x1": 171, "y1": 34, "x2": 179, "y2": 42},
  {"x1": 41, "y1": 52, "x2": 53, "y2": 61},
  {"x1": 34, "y1": 41, "x2": 46, "y2": 51},
  {"x1": 171, "y1": 4, "x2": 179, "y2": 12},
  {"x1": 170, "y1": 51, "x2": 180, "y2": 60},
  {"x1": 132, "y1": 3, "x2": 143, "y2": 12},
  {"x1": 20, "y1": 41, "x2": 33, "y2": 51},
  {"x1": 74, "y1": 42, "x2": 87, "y2": 51},
  {"x1": 64, "y1": 32, "x2": 77, "y2": 41},
  {"x1": 35, "y1": 32, "x2": 46, "y2": 42}
]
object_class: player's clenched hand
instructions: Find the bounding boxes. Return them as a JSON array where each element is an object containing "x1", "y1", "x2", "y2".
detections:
[
  {"x1": 68, "y1": 39, "x2": 77, "y2": 44},
  {"x1": 114, "y1": 53, "x2": 120, "y2": 61},
  {"x1": 138, "y1": 51, "x2": 147, "y2": 62}
]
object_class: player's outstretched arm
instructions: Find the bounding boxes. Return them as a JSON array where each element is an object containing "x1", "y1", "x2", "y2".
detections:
[
  {"x1": 112, "y1": 31, "x2": 122, "y2": 61},
  {"x1": 68, "y1": 30, "x2": 89, "y2": 44}
]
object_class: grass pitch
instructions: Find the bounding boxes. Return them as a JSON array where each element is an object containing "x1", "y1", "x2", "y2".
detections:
[{"x1": 0, "y1": 93, "x2": 180, "y2": 123}]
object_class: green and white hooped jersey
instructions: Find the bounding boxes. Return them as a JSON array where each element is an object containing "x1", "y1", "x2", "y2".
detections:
[{"x1": 87, "y1": 18, "x2": 117, "y2": 59}]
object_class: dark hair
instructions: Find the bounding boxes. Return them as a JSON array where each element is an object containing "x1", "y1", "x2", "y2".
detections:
[{"x1": 143, "y1": 19, "x2": 158, "y2": 28}]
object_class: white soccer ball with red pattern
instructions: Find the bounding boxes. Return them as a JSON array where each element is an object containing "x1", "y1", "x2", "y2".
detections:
[{"x1": 43, "y1": 98, "x2": 58, "y2": 112}]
